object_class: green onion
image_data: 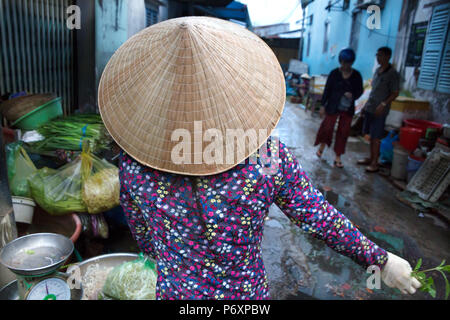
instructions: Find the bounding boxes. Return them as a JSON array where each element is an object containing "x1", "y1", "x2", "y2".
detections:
[{"x1": 29, "y1": 114, "x2": 112, "y2": 153}]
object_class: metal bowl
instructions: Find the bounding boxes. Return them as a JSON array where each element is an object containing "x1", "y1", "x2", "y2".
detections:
[
  {"x1": 0, "y1": 280, "x2": 19, "y2": 300},
  {"x1": 0, "y1": 233, "x2": 74, "y2": 276},
  {"x1": 76, "y1": 253, "x2": 139, "y2": 276},
  {"x1": 76, "y1": 253, "x2": 140, "y2": 300}
]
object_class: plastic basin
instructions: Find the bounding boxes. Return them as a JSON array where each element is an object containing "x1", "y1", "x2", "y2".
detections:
[
  {"x1": 403, "y1": 119, "x2": 443, "y2": 138},
  {"x1": 400, "y1": 127, "x2": 422, "y2": 151},
  {"x1": 16, "y1": 206, "x2": 82, "y2": 244},
  {"x1": 11, "y1": 97, "x2": 63, "y2": 130}
]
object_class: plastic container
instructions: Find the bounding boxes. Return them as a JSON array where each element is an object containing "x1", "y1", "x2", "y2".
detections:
[
  {"x1": 425, "y1": 127, "x2": 439, "y2": 142},
  {"x1": 391, "y1": 144, "x2": 409, "y2": 180},
  {"x1": 12, "y1": 196, "x2": 36, "y2": 224},
  {"x1": 400, "y1": 127, "x2": 422, "y2": 151},
  {"x1": 386, "y1": 97, "x2": 430, "y2": 128},
  {"x1": 380, "y1": 130, "x2": 399, "y2": 163},
  {"x1": 407, "y1": 155, "x2": 425, "y2": 183},
  {"x1": 403, "y1": 119, "x2": 443, "y2": 138},
  {"x1": 0, "y1": 94, "x2": 56, "y2": 122},
  {"x1": 11, "y1": 97, "x2": 62, "y2": 130}
]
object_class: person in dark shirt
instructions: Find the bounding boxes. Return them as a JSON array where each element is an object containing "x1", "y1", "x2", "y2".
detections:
[
  {"x1": 357, "y1": 47, "x2": 400, "y2": 172},
  {"x1": 314, "y1": 48, "x2": 364, "y2": 168}
]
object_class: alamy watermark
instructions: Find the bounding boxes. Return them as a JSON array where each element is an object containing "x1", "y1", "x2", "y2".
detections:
[
  {"x1": 66, "y1": 5, "x2": 81, "y2": 30},
  {"x1": 367, "y1": 265, "x2": 382, "y2": 290},
  {"x1": 170, "y1": 121, "x2": 280, "y2": 175},
  {"x1": 366, "y1": 5, "x2": 381, "y2": 30}
]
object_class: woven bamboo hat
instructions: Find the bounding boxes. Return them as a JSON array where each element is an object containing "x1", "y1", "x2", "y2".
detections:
[{"x1": 98, "y1": 16, "x2": 286, "y2": 176}]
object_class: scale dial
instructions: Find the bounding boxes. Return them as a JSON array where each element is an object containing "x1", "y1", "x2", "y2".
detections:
[{"x1": 26, "y1": 278, "x2": 71, "y2": 300}]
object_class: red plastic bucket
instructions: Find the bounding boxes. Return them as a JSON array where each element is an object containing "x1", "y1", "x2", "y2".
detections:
[
  {"x1": 400, "y1": 127, "x2": 422, "y2": 151},
  {"x1": 403, "y1": 119, "x2": 443, "y2": 137}
]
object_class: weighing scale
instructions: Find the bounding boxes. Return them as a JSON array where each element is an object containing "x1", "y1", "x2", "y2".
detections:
[{"x1": 0, "y1": 233, "x2": 83, "y2": 300}]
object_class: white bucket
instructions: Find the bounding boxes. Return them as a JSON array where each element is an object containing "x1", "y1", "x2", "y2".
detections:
[
  {"x1": 12, "y1": 196, "x2": 36, "y2": 224},
  {"x1": 391, "y1": 146, "x2": 409, "y2": 180}
]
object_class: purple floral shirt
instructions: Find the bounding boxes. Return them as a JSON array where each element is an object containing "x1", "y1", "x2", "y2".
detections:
[{"x1": 119, "y1": 139, "x2": 388, "y2": 300}]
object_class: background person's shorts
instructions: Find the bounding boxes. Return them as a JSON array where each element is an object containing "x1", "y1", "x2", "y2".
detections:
[{"x1": 362, "y1": 111, "x2": 387, "y2": 140}]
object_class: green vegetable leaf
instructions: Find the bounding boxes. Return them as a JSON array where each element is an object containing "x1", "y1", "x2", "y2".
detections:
[
  {"x1": 413, "y1": 272, "x2": 426, "y2": 282},
  {"x1": 25, "y1": 250, "x2": 35, "y2": 255},
  {"x1": 413, "y1": 259, "x2": 449, "y2": 299},
  {"x1": 426, "y1": 277, "x2": 436, "y2": 298},
  {"x1": 414, "y1": 258, "x2": 422, "y2": 272}
]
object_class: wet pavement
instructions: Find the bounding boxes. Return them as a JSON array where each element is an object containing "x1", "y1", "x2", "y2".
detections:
[{"x1": 261, "y1": 102, "x2": 450, "y2": 300}]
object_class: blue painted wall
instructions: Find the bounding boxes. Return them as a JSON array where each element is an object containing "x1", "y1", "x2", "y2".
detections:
[
  {"x1": 95, "y1": 0, "x2": 129, "y2": 88},
  {"x1": 302, "y1": 0, "x2": 403, "y2": 80}
]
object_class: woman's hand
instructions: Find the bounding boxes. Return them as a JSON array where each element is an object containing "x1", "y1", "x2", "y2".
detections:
[{"x1": 381, "y1": 252, "x2": 422, "y2": 294}]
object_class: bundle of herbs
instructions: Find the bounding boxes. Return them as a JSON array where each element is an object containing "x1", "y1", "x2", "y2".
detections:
[
  {"x1": 412, "y1": 259, "x2": 450, "y2": 299},
  {"x1": 30, "y1": 114, "x2": 111, "y2": 153}
]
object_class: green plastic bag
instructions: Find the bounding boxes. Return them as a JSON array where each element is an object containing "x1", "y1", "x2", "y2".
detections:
[
  {"x1": 102, "y1": 253, "x2": 157, "y2": 300},
  {"x1": 6, "y1": 142, "x2": 37, "y2": 197}
]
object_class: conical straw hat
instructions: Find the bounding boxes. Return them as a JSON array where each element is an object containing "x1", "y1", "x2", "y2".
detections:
[{"x1": 98, "y1": 16, "x2": 286, "y2": 176}]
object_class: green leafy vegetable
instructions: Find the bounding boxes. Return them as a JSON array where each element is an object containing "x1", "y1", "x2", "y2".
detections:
[
  {"x1": 412, "y1": 259, "x2": 449, "y2": 299},
  {"x1": 30, "y1": 114, "x2": 112, "y2": 153}
]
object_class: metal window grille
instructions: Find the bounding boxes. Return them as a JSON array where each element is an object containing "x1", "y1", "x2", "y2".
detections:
[
  {"x1": 145, "y1": 3, "x2": 158, "y2": 27},
  {"x1": 0, "y1": 0, "x2": 75, "y2": 115}
]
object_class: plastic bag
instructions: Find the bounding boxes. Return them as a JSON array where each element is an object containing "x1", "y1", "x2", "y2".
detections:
[
  {"x1": 380, "y1": 130, "x2": 399, "y2": 164},
  {"x1": 28, "y1": 162, "x2": 87, "y2": 215},
  {"x1": 102, "y1": 253, "x2": 157, "y2": 300},
  {"x1": 80, "y1": 144, "x2": 119, "y2": 214},
  {"x1": 6, "y1": 142, "x2": 37, "y2": 197},
  {"x1": 28, "y1": 142, "x2": 119, "y2": 215},
  {"x1": 78, "y1": 213, "x2": 109, "y2": 239}
]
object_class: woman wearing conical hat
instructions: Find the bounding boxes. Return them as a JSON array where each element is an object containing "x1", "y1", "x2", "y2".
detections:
[{"x1": 99, "y1": 17, "x2": 420, "y2": 300}]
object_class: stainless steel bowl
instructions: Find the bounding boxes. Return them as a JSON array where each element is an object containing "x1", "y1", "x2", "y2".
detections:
[
  {"x1": 0, "y1": 233, "x2": 74, "y2": 276},
  {"x1": 76, "y1": 253, "x2": 139, "y2": 276},
  {"x1": 77, "y1": 253, "x2": 140, "y2": 300},
  {"x1": 0, "y1": 280, "x2": 19, "y2": 300}
]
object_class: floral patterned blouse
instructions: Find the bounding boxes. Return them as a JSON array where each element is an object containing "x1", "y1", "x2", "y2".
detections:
[{"x1": 119, "y1": 139, "x2": 388, "y2": 300}]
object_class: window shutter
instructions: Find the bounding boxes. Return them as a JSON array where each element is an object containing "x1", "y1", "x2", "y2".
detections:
[
  {"x1": 437, "y1": 23, "x2": 450, "y2": 93},
  {"x1": 418, "y1": 3, "x2": 450, "y2": 91},
  {"x1": 145, "y1": 2, "x2": 158, "y2": 27}
]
